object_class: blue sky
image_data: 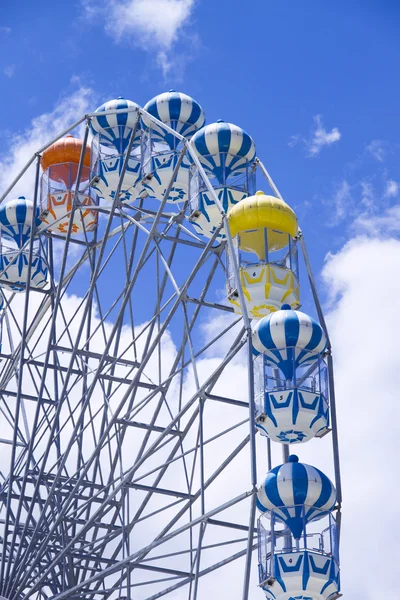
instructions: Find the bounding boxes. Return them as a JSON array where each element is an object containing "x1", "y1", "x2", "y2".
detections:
[
  {"x1": 1, "y1": 0, "x2": 399, "y2": 294},
  {"x1": 0, "y1": 2, "x2": 400, "y2": 597}
]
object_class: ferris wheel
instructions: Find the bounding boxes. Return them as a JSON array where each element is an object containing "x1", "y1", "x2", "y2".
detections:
[{"x1": 0, "y1": 90, "x2": 343, "y2": 600}]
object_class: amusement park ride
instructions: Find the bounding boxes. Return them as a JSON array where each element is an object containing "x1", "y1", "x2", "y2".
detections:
[{"x1": 0, "y1": 91, "x2": 342, "y2": 600}]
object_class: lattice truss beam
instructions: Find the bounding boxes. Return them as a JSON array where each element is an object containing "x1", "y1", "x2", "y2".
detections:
[
  {"x1": 0, "y1": 109, "x2": 341, "y2": 600},
  {"x1": 0, "y1": 111, "x2": 268, "y2": 600}
]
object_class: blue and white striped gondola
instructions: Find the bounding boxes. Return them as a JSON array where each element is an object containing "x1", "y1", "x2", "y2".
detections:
[
  {"x1": 90, "y1": 97, "x2": 141, "y2": 152},
  {"x1": 0, "y1": 196, "x2": 42, "y2": 246},
  {"x1": 139, "y1": 91, "x2": 205, "y2": 204},
  {"x1": 253, "y1": 305, "x2": 329, "y2": 443},
  {"x1": 257, "y1": 455, "x2": 336, "y2": 539},
  {"x1": 191, "y1": 120, "x2": 256, "y2": 181},
  {"x1": 90, "y1": 97, "x2": 142, "y2": 202},
  {"x1": 142, "y1": 90, "x2": 205, "y2": 149},
  {"x1": 257, "y1": 455, "x2": 340, "y2": 600},
  {"x1": 252, "y1": 305, "x2": 327, "y2": 380},
  {"x1": 0, "y1": 197, "x2": 48, "y2": 292},
  {"x1": 189, "y1": 121, "x2": 256, "y2": 239}
]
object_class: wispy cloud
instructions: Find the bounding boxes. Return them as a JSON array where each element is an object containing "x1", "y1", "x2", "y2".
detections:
[
  {"x1": 308, "y1": 115, "x2": 341, "y2": 155},
  {"x1": 384, "y1": 178, "x2": 398, "y2": 198},
  {"x1": 0, "y1": 85, "x2": 96, "y2": 199},
  {"x1": 353, "y1": 204, "x2": 400, "y2": 236},
  {"x1": 290, "y1": 114, "x2": 341, "y2": 157},
  {"x1": 319, "y1": 138, "x2": 400, "y2": 233},
  {"x1": 366, "y1": 139, "x2": 388, "y2": 162},
  {"x1": 3, "y1": 64, "x2": 15, "y2": 78},
  {"x1": 0, "y1": 26, "x2": 11, "y2": 34},
  {"x1": 330, "y1": 180, "x2": 352, "y2": 224},
  {"x1": 325, "y1": 172, "x2": 400, "y2": 232},
  {"x1": 325, "y1": 178, "x2": 383, "y2": 227},
  {"x1": 82, "y1": 0, "x2": 197, "y2": 78},
  {"x1": 359, "y1": 180, "x2": 374, "y2": 211}
]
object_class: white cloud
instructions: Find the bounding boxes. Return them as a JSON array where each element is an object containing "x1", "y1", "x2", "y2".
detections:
[
  {"x1": 384, "y1": 178, "x2": 399, "y2": 198},
  {"x1": 353, "y1": 204, "x2": 400, "y2": 237},
  {"x1": 82, "y1": 0, "x2": 196, "y2": 77},
  {"x1": 0, "y1": 26, "x2": 11, "y2": 34},
  {"x1": 366, "y1": 139, "x2": 387, "y2": 162},
  {"x1": 0, "y1": 85, "x2": 96, "y2": 200},
  {"x1": 321, "y1": 236, "x2": 400, "y2": 598},
  {"x1": 106, "y1": 0, "x2": 194, "y2": 47},
  {"x1": 156, "y1": 49, "x2": 173, "y2": 78},
  {"x1": 288, "y1": 133, "x2": 300, "y2": 148},
  {"x1": 308, "y1": 114, "x2": 341, "y2": 156},
  {"x1": 3, "y1": 64, "x2": 15, "y2": 78},
  {"x1": 360, "y1": 179, "x2": 374, "y2": 211},
  {"x1": 329, "y1": 179, "x2": 352, "y2": 224},
  {"x1": 326, "y1": 177, "x2": 395, "y2": 227},
  {"x1": 290, "y1": 114, "x2": 341, "y2": 157}
]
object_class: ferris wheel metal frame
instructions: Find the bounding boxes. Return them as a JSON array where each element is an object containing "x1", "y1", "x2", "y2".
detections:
[{"x1": 0, "y1": 104, "x2": 342, "y2": 600}]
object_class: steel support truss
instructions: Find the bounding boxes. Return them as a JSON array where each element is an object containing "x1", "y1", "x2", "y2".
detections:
[{"x1": 0, "y1": 107, "x2": 341, "y2": 600}]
